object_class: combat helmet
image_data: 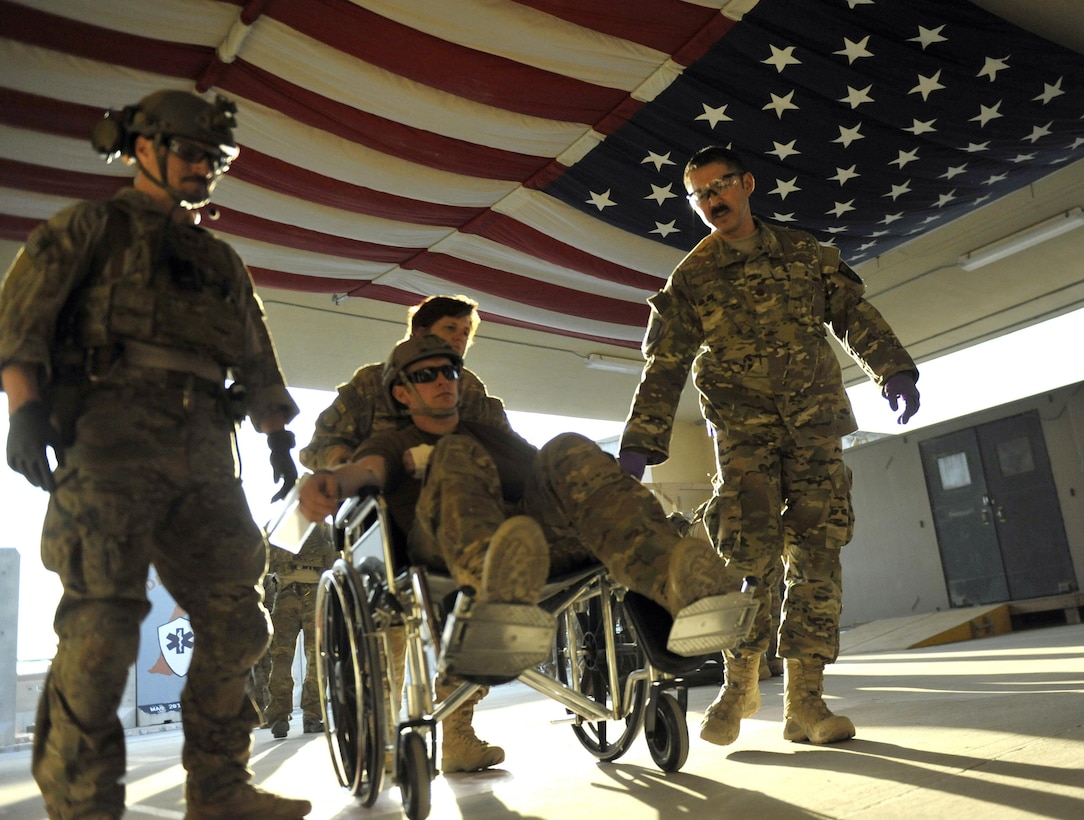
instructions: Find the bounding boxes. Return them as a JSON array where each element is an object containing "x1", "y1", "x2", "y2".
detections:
[
  {"x1": 90, "y1": 89, "x2": 239, "y2": 168},
  {"x1": 382, "y1": 335, "x2": 463, "y2": 398}
]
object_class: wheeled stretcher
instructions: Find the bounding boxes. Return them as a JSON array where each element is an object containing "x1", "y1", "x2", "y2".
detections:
[{"x1": 315, "y1": 493, "x2": 757, "y2": 820}]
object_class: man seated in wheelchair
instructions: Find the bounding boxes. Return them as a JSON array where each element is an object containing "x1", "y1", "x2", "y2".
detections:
[{"x1": 300, "y1": 334, "x2": 751, "y2": 657}]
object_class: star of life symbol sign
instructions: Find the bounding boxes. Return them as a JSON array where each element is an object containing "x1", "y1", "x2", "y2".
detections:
[{"x1": 157, "y1": 615, "x2": 194, "y2": 677}]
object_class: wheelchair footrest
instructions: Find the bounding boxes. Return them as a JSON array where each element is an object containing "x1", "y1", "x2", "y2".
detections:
[
  {"x1": 439, "y1": 593, "x2": 557, "y2": 681},
  {"x1": 666, "y1": 592, "x2": 759, "y2": 657}
]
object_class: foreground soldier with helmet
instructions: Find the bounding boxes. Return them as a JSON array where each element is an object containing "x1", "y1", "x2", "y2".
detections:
[{"x1": 0, "y1": 89, "x2": 310, "y2": 818}]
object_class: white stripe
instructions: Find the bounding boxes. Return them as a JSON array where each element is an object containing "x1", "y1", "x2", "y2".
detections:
[
  {"x1": 494, "y1": 188, "x2": 682, "y2": 278},
  {"x1": 0, "y1": 40, "x2": 193, "y2": 112},
  {"x1": 1, "y1": 43, "x2": 523, "y2": 207},
  {"x1": 372, "y1": 268, "x2": 647, "y2": 342},
  {"x1": 246, "y1": 17, "x2": 592, "y2": 149},
  {"x1": 0, "y1": 124, "x2": 131, "y2": 178},
  {"x1": 213, "y1": 232, "x2": 393, "y2": 280},
  {"x1": 429, "y1": 232, "x2": 655, "y2": 303},
  {"x1": 0, "y1": 187, "x2": 89, "y2": 221},
  {"x1": 13, "y1": 0, "x2": 234, "y2": 46},
  {"x1": 224, "y1": 95, "x2": 516, "y2": 207},
  {"x1": 356, "y1": 0, "x2": 668, "y2": 90},
  {"x1": 212, "y1": 177, "x2": 455, "y2": 247}
]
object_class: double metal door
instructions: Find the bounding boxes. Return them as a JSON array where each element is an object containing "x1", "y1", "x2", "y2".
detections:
[{"x1": 919, "y1": 410, "x2": 1076, "y2": 607}]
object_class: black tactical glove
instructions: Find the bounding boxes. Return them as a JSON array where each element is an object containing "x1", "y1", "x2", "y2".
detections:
[
  {"x1": 883, "y1": 372, "x2": 920, "y2": 425},
  {"x1": 267, "y1": 429, "x2": 298, "y2": 502},
  {"x1": 7, "y1": 400, "x2": 65, "y2": 492}
]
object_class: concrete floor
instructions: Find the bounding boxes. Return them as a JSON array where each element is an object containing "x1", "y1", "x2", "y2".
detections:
[{"x1": 1, "y1": 622, "x2": 1082, "y2": 819}]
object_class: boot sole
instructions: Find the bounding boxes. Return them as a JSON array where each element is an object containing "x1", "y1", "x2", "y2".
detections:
[{"x1": 479, "y1": 516, "x2": 549, "y2": 604}]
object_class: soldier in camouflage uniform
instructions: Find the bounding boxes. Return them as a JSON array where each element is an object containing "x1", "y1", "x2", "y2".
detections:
[
  {"x1": 246, "y1": 573, "x2": 278, "y2": 726},
  {"x1": 0, "y1": 90, "x2": 310, "y2": 819},
  {"x1": 299, "y1": 295, "x2": 512, "y2": 773},
  {"x1": 619, "y1": 146, "x2": 921, "y2": 748},
  {"x1": 299, "y1": 336, "x2": 737, "y2": 768},
  {"x1": 265, "y1": 523, "x2": 337, "y2": 739}
]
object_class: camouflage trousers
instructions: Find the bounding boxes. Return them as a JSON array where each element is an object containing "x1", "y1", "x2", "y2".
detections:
[
  {"x1": 31, "y1": 389, "x2": 271, "y2": 818},
  {"x1": 264, "y1": 581, "x2": 320, "y2": 724},
  {"x1": 705, "y1": 418, "x2": 853, "y2": 664},
  {"x1": 410, "y1": 432, "x2": 688, "y2": 605}
]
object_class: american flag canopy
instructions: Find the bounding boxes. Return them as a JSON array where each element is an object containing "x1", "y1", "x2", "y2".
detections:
[{"x1": 2, "y1": 0, "x2": 1084, "y2": 351}]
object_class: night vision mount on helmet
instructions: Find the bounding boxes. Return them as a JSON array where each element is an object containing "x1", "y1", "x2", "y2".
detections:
[{"x1": 89, "y1": 90, "x2": 239, "y2": 166}]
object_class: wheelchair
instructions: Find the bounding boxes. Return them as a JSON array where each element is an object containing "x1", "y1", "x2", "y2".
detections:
[{"x1": 315, "y1": 493, "x2": 758, "y2": 820}]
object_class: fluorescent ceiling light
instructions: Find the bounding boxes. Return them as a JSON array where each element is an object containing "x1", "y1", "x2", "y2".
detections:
[
  {"x1": 958, "y1": 207, "x2": 1084, "y2": 271},
  {"x1": 584, "y1": 353, "x2": 644, "y2": 375}
]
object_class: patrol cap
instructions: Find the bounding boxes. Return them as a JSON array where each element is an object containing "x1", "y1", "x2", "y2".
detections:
[
  {"x1": 382, "y1": 334, "x2": 463, "y2": 395},
  {"x1": 90, "y1": 90, "x2": 239, "y2": 163}
]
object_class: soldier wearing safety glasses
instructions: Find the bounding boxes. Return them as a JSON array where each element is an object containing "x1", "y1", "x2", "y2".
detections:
[
  {"x1": 619, "y1": 145, "x2": 921, "y2": 750},
  {"x1": 0, "y1": 90, "x2": 309, "y2": 818}
]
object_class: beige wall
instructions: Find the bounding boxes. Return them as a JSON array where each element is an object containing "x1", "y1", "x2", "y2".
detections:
[{"x1": 644, "y1": 418, "x2": 716, "y2": 519}]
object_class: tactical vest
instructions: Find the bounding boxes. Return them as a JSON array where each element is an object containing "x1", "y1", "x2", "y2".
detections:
[{"x1": 67, "y1": 203, "x2": 248, "y2": 368}]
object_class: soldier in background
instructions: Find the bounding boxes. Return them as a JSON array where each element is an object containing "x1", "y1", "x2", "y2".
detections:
[
  {"x1": 618, "y1": 145, "x2": 920, "y2": 748},
  {"x1": 300, "y1": 295, "x2": 512, "y2": 774},
  {"x1": 0, "y1": 89, "x2": 309, "y2": 818},
  {"x1": 264, "y1": 523, "x2": 337, "y2": 739},
  {"x1": 246, "y1": 573, "x2": 278, "y2": 727}
]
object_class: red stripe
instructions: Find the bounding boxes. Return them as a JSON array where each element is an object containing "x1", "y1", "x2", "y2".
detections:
[
  {"x1": 214, "y1": 209, "x2": 420, "y2": 264},
  {"x1": 0, "y1": 213, "x2": 43, "y2": 242},
  {"x1": 464, "y1": 211, "x2": 661, "y2": 292},
  {"x1": 266, "y1": 0, "x2": 625, "y2": 123},
  {"x1": 219, "y1": 64, "x2": 549, "y2": 181},
  {"x1": 511, "y1": 0, "x2": 719, "y2": 54},
  {"x1": 0, "y1": 157, "x2": 660, "y2": 297},
  {"x1": 233, "y1": 149, "x2": 482, "y2": 226},
  {"x1": 0, "y1": 92, "x2": 524, "y2": 221},
  {"x1": 0, "y1": 0, "x2": 211, "y2": 80},
  {"x1": 400, "y1": 253, "x2": 650, "y2": 327},
  {"x1": 249, "y1": 269, "x2": 642, "y2": 348},
  {"x1": 0, "y1": 159, "x2": 125, "y2": 202},
  {"x1": 0, "y1": 88, "x2": 109, "y2": 141}
]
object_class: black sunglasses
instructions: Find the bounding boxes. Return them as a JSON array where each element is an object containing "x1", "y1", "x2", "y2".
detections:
[
  {"x1": 405, "y1": 364, "x2": 461, "y2": 384},
  {"x1": 167, "y1": 137, "x2": 232, "y2": 174}
]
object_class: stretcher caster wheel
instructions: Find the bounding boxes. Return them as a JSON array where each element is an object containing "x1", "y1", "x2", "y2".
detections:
[
  {"x1": 646, "y1": 691, "x2": 690, "y2": 772},
  {"x1": 396, "y1": 730, "x2": 431, "y2": 820}
]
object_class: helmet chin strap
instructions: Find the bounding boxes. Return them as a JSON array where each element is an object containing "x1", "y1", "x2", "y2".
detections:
[
  {"x1": 134, "y1": 136, "x2": 213, "y2": 209},
  {"x1": 401, "y1": 379, "x2": 460, "y2": 418}
]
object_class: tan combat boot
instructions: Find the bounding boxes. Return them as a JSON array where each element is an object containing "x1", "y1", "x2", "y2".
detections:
[
  {"x1": 436, "y1": 681, "x2": 505, "y2": 773},
  {"x1": 185, "y1": 783, "x2": 311, "y2": 819},
  {"x1": 665, "y1": 537, "x2": 729, "y2": 615},
  {"x1": 384, "y1": 625, "x2": 407, "y2": 773},
  {"x1": 477, "y1": 516, "x2": 549, "y2": 605},
  {"x1": 783, "y1": 659, "x2": 855, "y2": 744},
  {"x1": 700, "y1": 652, "x2": 762, "y2": 745}
]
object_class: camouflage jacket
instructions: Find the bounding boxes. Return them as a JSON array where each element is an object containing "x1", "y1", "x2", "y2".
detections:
[
  {"x1": 621, "y1": 220, "x2": 917, "y2": 461},
  {"x1": 0, "y1": 188, "x2": 298, "y2": 428},
  {"x1": 268, "y1": 523, "x2": 338, "y2": 585},
  {"x1": 299, "y1": 361, "x2": 513, "y2": 469}
]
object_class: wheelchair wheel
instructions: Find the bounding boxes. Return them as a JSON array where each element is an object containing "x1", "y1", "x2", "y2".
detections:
[
  {"x1": 396, "y1": 731, "x2": 431, "y2": 820},
  {"x1": 556, "y1": 593, "x2": 647, "y2": 761},
  {"x1": 315, "y1": 564, "x2": 386, "y2": 805},
  {"x1": 646, "y1": 691, "x2": 690, "y2": 772}
]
